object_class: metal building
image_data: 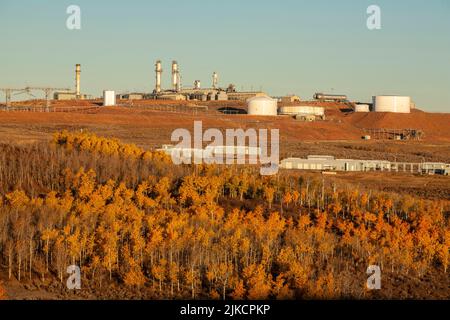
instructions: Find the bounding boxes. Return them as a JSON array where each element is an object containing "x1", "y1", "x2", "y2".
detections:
[
  {"x1": 354, "y1": 104, "x2": 370, "y2": 112},
  {"x1": 281, "y1": 95, "x2": 301, "y2": 103},
  {"x1": 103, "y1": 90, "x2": 116, "y2": 106},
  {"x1": 279, "y1": 106, "x2": 325, "y2": 117},
  {"x1": 280, "y1": 156, "x2": 391, "y2": 172}
]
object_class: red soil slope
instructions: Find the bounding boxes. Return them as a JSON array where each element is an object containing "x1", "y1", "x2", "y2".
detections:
[{"x1": 346, "y1": 110, "x2": 450, "y2": 141}]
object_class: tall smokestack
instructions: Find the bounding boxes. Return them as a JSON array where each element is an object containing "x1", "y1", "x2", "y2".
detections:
[
  {"x1": 155, "y1": 60, "x2": 162, "y2": 93},
  {"x1": 212, "y1": 72, "x2": 218, "y2": 89},
  {"x1": 172, "y1": 60, "x2": 180, "y2": 92},
  {"x1": 75, "y1": 64, "x2": 81, "y2": 97}
]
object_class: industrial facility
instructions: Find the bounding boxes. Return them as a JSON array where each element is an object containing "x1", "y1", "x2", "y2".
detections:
[
  {"x1": 6, "y1": 58, "x2": 420, "y2": 119},
  {"x1": 51, "y1": 60, "x2": 265, "y2": 104},
  {"x1": 312, "y1": 92, "x2": 415, "y2": 114},
  {"x1": 352, "y1": 96, "x2": 415, "y2": 114},
  {"x1": 279, "y1": 105, "x2": 326, "y2": 120},
  {"x1": 148, "y1": 60, "x2": 264, "y2": 102},
  {"x1": 54, "y1": 64, "x2": 89, "y2": 100},
  {"x1": 280, "y1": 155, "x2": 450, "y2": 175},
  {"x1": 157, "y1": 144, "x2": 261, "y2": 163}
]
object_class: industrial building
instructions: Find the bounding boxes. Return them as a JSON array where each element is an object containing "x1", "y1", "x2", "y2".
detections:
[
  {"x1": 103, "y1": 91, "x2": 116, "y2": 106},
  {"x1": 281, "y1": 155, "x2": 391, "y2": 172},
  {"x1": 227, "y1": 91, "x2": 266, "y2": 101},
  {"x1": 54, "y1": 64, "x2": 88, "y2": 100},
  {"x1": 150, "y1": 60, "x2": 264, "y2": 102},
  {"x1": 280, "y1": 95, "x2": 301, "y2": 103},
  {"x1": 279, "y1": 106, "x2": 325, "y2": 118},
  {"x1": 280, "y1": 155, "x2": 450, "y2": 175},
  {"x1": 117, "y1": 93, "x2": 146, "y2": 100},
  {"x1": 49, "y1": 60, "x2": 267, "y2": 104},
  {"x1": 157, "y1": 144, "x2": 261, "y2": 163},
  {"x1": 156, "y1": 93, "x2": 186, "y2": 101},
  {"x1": 354, "y1": 104, "x2": 370, "y2": 112}
]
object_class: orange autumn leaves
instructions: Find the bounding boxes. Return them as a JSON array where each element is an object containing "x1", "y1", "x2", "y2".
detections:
[
  {"x1": 0, "y1": 131, "x2": 448, "y2": 300},
  {"x1": 0, "y1": 282, "x2": 6, "y2": 300}
]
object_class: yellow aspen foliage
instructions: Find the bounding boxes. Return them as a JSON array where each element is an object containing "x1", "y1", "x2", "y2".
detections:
[
  {"x1": 1, "y1": 130, "x2": 449, "y2": 300},
  {"x1": 242, "y1": 264, "x2": 272, "y2": 300},
  {"x1": 123, "y1": 256, "x2": 147, "y2": 288},
  {"x1": 231, "y1": 280, "x2": 246, "y2": 300},
  {"x1": 263, "y1": 186, "x2": 275, "y2": 209},
  {"x1": 5, "y1": 190, "x2": 29, "y2": 209},
  {"x1": 273, "y1": 274, "x2": 294, "y2": 300}
]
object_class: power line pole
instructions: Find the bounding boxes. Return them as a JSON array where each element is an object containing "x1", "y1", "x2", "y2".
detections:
[
  {"x1": 0, "y1": 88, "x2": 25, "y2": 110},
  {"x1": 24, "y1": 87, "x2": 70, "y2": 112}
]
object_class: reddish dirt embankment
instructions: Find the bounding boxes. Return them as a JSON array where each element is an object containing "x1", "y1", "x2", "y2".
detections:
[{"x1": 346, "y1": 110, "x2": 450, "y2": 141}]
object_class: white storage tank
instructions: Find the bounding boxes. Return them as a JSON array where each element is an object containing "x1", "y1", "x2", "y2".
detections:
[
  {"x1": 373, "y1": 96, "x2": 411, "y2": 113},
  {"x1": 247, "y1": 95, "x2": 278, "y2": 116},
  {"x1": 279, "y1": 106, "x2": 325, "y2": 116},
  {"x1": 103, "y1": 90, "x2": 116, "y2": 106},
  {"x1": 354, "y1": 104, "x2": 370, "y2": 112}
]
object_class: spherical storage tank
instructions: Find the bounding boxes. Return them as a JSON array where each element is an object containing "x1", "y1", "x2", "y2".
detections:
[
  {"x1": 247, "y1": 95, "x2": 278, "y2": 116},
  {"x1": 373, "y1": 96, "x2": 411, "y2": 113}
]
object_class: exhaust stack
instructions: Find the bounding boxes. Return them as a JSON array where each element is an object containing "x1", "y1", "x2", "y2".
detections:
[
  {"x1": 212, "y1": 72, "x2": 218, "y2": 89},
  {"x1": 155, "y1": 60, "x2": 162, "y2": 93},
  {"x1": 172, "y1": 61, "x2": 180, "y2": 92},
  {"x1": 75, "y1": 64, "x2": 81, "y2": 97}
]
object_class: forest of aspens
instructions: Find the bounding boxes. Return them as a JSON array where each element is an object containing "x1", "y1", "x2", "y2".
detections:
[{"x1": 0, "y1": 131, "x2": 448, "y2": 300}]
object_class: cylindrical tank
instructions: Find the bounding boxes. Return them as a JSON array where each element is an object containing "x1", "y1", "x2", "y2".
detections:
[
  {"x1": 247, "y1": 95, "x2": 278, "y2": 116},
  {"x1": 278, "y1": 106, "x2": 324, "y2": 116},
  {"x1": 354, "y1": 104, "x2": 370, "y2": 112},
  {"x1": 373, "y1": 96, "x2": 411, "y2": 113}
]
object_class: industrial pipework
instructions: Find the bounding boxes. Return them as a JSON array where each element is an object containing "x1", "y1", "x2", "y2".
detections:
[
  {"x1": 314, "y1": 93, "x2": 348, "y2": 102},
  {"x1": 155, "y1": 60, "x2": 162, "y2": 93},
  {"x1": 75, "y1": 64, "x2": 81, "y2": 97}
]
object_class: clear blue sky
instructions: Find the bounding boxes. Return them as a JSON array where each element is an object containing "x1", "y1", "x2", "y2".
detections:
[{"x1": 0, "y1": 0, "x2": 449, "y2": 112}]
